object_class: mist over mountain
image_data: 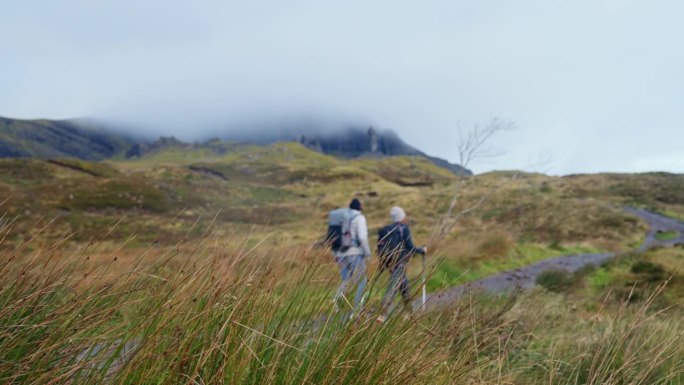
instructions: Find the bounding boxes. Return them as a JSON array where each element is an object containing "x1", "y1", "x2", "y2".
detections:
[{"x1": 0, "y1": 116, "x2": 471, "y2": 175}]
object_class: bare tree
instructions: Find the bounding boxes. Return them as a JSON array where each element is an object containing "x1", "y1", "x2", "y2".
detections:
[{"x1": 434, "y1": 118, "x2": 516, "y2": 238}]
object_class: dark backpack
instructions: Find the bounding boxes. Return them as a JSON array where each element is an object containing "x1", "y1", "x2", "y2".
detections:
[
  {"x1": 377, "y1": 224, "x2": 404, "y2": 266},
  {"x1": 327, "y1": 208, "x2": 359, "y2": 252}
]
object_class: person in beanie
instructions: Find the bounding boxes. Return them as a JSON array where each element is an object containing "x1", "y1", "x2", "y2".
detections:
[
  {"x1": 333, "y1": 198, "x2": 372, "y2": 316},
  {"x1": 376, "y1": 206, "x2": 427, "y2": 323}
]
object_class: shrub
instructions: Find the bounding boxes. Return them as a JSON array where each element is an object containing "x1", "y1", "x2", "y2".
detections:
[
  {"x1": 64, "y1": 178, "x2": 169, "y2": 212},
  {"x1": 536, "y1": 269, "x2": 574, "y2": 292},
  {"x1": 476, "y1": 232, "x2": 514, "y2": 258},
  {"x1": 548, "y1": 239, "x2": 562, "y2": 250},
  {"x1": 588, "y1": 266, "x2": 612, "y2": 291},
  {"x1": 655, "y1": 230, "x2": 679, "y2": 241},
  {"x1": 630, "y1": 261, "x2": 666, "y2": 282}
]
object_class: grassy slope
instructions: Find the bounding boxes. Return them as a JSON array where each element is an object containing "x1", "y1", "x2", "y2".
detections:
[
  {"x1": 0, "y1": 118, "x2": 134, "y2": 160},
  {"x1": 2, "y1": 143, "x2": 678, "y2": 280},
  {"x1": 1, "y1": 143, "x2": 684, "y2": 383}
]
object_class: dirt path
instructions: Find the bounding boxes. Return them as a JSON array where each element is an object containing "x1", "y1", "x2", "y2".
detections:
[{"x1": 419, "y1": 207, "x2": 684, "y2": 311}]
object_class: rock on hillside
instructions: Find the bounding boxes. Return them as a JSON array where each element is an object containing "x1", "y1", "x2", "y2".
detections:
[{"x1": 296, "y1": 127, "x2": 471, "y2": 176}]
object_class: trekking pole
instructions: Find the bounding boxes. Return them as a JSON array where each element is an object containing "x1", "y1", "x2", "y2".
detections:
[{"x1": 421, "y1": 252, "x2": 427, "y2": 310}]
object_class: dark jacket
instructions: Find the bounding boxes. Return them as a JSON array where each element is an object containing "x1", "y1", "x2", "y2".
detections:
[{"x1": 377, "y1": 222, "x2": 424, "y2": 267}]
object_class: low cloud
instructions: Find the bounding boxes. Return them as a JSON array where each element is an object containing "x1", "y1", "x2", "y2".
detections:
[{"x1": 1, "y1": 0, "x2": 682, "y2": 174}]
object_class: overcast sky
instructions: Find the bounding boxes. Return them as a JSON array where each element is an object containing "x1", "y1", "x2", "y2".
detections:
[{"x1": 1, "y1": 0, "x2": 683, "y2": 174}]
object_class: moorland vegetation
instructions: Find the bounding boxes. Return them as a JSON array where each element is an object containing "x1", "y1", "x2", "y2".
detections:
[{"x1": 1, "y1": 140, "x2": 683, "y2": 383}]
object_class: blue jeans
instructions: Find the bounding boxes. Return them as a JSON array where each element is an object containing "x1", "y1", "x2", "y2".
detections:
[{"x1": 333, "y1": 254, "x2": 368, "y2": 312}]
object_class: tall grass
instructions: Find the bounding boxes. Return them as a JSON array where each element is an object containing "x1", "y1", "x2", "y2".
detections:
[
  {"x1": 1, "y1": 216, "x2": 683, "y2": 384},
  {"x1": 505, "y1": 285, "x2": 684, "y2": 385},
  {"x1": 0, "y1": 218, "x2": 510, "y2": 384}
]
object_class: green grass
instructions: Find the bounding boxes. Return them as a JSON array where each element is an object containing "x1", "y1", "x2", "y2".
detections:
[
  {"x1": 588, "y1": 266, "x2": 612, "y2": 291},
  {"x1": 426, "y1": 243, "x2": 599, "y2": 291},
  {"x1": 655, "y1": 230, "x2": 679, "y2": 241},
  {"x1": 0, "y1": 159, "x2": 56, "y2": 186},
  {"x1": 48, "y1": 158, "x2": 120, "y2": 177},
  {"x1": 63, "y1": 178, "x2": 169, "y2": 212},
  {"x1": 131, "y1": 146, "x2": 221, "y2": 164}
]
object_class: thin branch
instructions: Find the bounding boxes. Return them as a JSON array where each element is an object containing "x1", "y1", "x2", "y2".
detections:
[{"x1": 434, "y1": 118, "x2": 524, "y2": 238}]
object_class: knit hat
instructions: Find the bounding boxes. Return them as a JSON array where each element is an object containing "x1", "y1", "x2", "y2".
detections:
[
  {"x1": 390, "y1": 206, "x2": 406, "y2": 223},
  {"x1": 349, "y1": 198, "x2": 362, "y2": 211}
]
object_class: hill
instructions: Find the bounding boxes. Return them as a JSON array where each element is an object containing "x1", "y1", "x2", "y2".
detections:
[
  {"x1": 1, "y1": 139, "x2": 683, "y2": 383},
  {"x1": 3, "y1": 140, "x2": 683, "y2": 258},
  {"x1": 4, "y1": 141, "x2": 684, "y2": 295},
  {"x1": 0, "y1": 117, "x2": 136, "y2": 160}
]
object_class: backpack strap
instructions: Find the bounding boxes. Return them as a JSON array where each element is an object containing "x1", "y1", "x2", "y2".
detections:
[{"x1": 347, "y1": 212, "x2": 361, "y2": 246}]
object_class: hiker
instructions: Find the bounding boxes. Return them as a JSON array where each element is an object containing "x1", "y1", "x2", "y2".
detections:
[
  {"x1": 376, "y1": 206, "x2": 427, "y2": 323},
  {"x1": 330, "y1": 198, "x2": 372, "y2": 314}
]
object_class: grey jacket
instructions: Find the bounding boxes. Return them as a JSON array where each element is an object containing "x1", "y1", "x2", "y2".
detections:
[{"x1": 334, "y1": 210, "x2": 372, "y2": 258}]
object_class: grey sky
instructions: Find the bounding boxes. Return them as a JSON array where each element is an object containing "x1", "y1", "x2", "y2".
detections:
[{"x1": 1, "y1": 0, "x2": 683, "y2": 174}]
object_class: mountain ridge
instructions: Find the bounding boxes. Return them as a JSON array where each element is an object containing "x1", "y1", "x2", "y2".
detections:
[
  {"x1": 0, "y1": 116, "x2": 471, "y2": 175},
  {"x1": 0, "y1": 116, "x2": 137, "y2": 160}
]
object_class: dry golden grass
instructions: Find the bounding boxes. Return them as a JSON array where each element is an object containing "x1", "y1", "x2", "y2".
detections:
[{"x1": 1, "y1": 206, "x2": 683, "y2": 384}]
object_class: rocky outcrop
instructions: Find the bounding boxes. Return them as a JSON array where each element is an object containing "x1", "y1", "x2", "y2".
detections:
[
  {"x1": 298, "y1": 126, "x2": 472, "y2": 176},
  {"x1": 125, "y1": 136, "x2": 188, "y2": 158}
]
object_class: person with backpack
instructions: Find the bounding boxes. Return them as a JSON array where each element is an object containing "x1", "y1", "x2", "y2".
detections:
[
  {"x1": 376, "y1": 206, "x2": 427, "y2": 323},
  {"x1": 328, "y1": 198, "x2": 371, "y2": 315}
]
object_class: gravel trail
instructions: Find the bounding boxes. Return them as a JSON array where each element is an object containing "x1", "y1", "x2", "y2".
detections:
[
  {"x1": 624, "y1": 207, "x2": 684, "y2": 251},
  {"x1": 418, "y1": 207, "x2": 684, "y2": 310}
]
